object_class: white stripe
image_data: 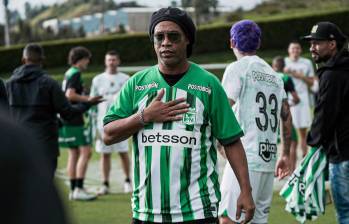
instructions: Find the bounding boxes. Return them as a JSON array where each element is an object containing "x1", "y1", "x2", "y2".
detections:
[{"x1": 151, "y1": 122, "x2": 163, "y2": 218}]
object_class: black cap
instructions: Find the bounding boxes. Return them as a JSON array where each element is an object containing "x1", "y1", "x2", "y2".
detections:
[
  {"x1": 301, "y1": 22, "x2": 347, "y2": 42},
  {"x1": 149, "y1": 7, "x2": 196, "y2": 57}
]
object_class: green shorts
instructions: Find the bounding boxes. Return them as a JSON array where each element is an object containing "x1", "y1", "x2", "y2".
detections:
[{"x1": 59, "y1": 125, "x2": 92, "y2": 148}]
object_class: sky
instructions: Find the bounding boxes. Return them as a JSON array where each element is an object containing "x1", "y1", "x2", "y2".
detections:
[{"x1": 0, "y1": 0, "x2": 262, "y2": 24}]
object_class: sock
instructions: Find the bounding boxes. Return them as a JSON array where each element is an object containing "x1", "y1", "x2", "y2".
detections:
[
  {"x1": 103, "y1": 181, "x2": 109, "y2": 187},
  {"x1": 76, "y1": 178, "x2": 84, "y2": 189},
  {"x1": 70, "y1": 179, "x2": 76, "y2": 191}
]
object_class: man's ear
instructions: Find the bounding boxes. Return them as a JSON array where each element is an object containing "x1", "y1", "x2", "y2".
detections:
[
  {"x1": 230, "y1": 39, "x2": 235, "y2": 49},
  {"x1": 330, "y1": 40, "x2": 337, "y2": 51}
]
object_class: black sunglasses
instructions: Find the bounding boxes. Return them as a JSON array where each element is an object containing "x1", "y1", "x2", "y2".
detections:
[{"x1": 153, "y1": 31, "x2": 182, "y2": 44}]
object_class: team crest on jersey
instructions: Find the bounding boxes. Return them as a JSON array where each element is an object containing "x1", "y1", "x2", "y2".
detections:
[
  {"x1": 258, "y1": 139, "x2": 277, "y2": 162},
  {"x1": 182, "y1": 107, "x2": 196, "y2": 125}
]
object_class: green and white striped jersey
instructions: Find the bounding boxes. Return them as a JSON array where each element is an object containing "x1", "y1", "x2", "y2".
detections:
[{"x1": 104, "y1": 63, "x2": 243, "y2": 222}]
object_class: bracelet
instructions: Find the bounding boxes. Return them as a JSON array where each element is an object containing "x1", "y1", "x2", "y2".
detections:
[{"x1": 138, "y1": 109, "x2": 147, "y2": 126}]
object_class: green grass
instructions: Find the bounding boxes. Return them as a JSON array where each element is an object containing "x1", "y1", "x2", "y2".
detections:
[{"x1": 56, "y1": 150, "x2": 336, "y2": 224}]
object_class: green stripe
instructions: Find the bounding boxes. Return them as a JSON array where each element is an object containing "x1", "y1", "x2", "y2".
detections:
[
  {"x1": 198, "y1": 111, "x2": 213, "y2": 218},
  {"x1": 132, "y1": 133, "x2": 140, "y2": 219},
  {"x1": 160, "y1": 87, "x2": 173, "y2": 223},
  {"x1": 143, "y1": 92, "x2": 157, "y2": 221},
  {"x1": 209, "y1": 141, "x2": 221, "y2": 201},
  {"x1": 180, "y1": 92, "x2": 195, "y2": 221}
]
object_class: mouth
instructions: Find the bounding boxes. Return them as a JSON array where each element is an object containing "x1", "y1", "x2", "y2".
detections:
[{"x1": 160, "y1": 50, "x2": 175, "y2": 57}]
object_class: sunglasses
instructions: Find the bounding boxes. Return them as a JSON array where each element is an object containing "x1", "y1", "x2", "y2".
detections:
[{"x1": 153, "y1": 32, "x2": 182, "y2": 44}]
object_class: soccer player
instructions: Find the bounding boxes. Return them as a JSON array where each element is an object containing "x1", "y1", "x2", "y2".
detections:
[
  {"x1": 59, "y1": 46, "x2": 102, "y2": 201},
  {"x1": 284, "y1": 41, "x2": 316, "y2": 158},
  {"x1": 90, "y1": 50, "x2": 132, "y2": 194},
  {"x1": 219, "y1": 20, "x2": 292, "y2": 224},
  {"x1": 272, "y1": 56, "x2": 300, "y2": 172},
  {"x1": 103, "y1": 7, "x2": 255, "y2": 224}
]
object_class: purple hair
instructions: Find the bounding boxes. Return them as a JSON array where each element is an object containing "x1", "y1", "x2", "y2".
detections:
[{"x1": 230, "y1": 20, "x2": 261, "y2": 53}]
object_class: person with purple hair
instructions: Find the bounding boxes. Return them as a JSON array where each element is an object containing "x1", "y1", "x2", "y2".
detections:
[{"x1": 218, "y1": 20, "x2": 293, "y2": 224}]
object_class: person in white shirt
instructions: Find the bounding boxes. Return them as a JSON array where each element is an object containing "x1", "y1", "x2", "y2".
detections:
[
  {"x1": 284, "y1": 41, "x2": 316, "y2": 160},
  {"x1": 219, "y1": 20, "x2": 292, "y2": 224},
  {"x1": 90, "y1": 51, "x2": 131, "y2": 194}
]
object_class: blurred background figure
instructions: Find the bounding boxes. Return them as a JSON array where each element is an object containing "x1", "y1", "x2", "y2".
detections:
[
  {"x1": 6, "y1": 43, "x2": 96, "y2": 179},
  {"x1": 59, "y1": 46, "x2": 103, "y2": 201},
  {"x1": 284, "y1": 41, "x2": 316, "y2": 158},
  {"x1": 90, "y1": 50, "x2": 131, "y2": 195},
  {"x1": 272, "y1": 56, "x2": 300, "y2": 172}
]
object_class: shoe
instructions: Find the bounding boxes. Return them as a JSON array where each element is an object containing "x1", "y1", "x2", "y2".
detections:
[
  {"x1": 97, "y1": 185, "x2": 109, "y2": 195},
  {"x1": 124, "y1": 181, "x2": 132, "y2": 193},
  {"x1": 72, "y1": 188, "x2": 97, "y2": 201}
]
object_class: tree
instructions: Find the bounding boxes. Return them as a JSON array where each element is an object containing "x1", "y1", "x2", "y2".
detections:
[{"x1": 181, "y1": 0, "x2": 218, "y2": 25}]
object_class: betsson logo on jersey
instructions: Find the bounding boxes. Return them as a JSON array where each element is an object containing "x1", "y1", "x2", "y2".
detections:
[
  {"x1": 139, "y1": 130, "x2": 200, "y2": 148},
  {"x1": 187, "y1": 84, "x2": 211, "y2": 95},
  {"x1": 135, "y1": 82, "x2": 159, "y2": 91}
]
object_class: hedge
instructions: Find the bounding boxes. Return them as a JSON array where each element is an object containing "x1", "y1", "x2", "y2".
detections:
[{"x1": 1, "y1": 9, "x2": 348, "y2": 73}]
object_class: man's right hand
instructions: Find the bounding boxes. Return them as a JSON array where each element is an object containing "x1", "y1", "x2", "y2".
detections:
[
  {"x1": 88, "y1": 96, "x2": 104, "y2": 105},
  {"x1": 143, "y1": 89, "x2": 190, "y2": 123}
]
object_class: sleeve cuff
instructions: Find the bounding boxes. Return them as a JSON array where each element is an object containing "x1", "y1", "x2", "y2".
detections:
[
  {"x1": 218, "y1": 130, "x2": 244, "y2": 146},
  {"x1": 103, "y1": 115, "x2": 122, "y2": 126}
]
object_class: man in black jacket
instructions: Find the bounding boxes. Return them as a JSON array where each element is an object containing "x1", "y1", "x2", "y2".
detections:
[
  {"x1": 6, "y1": 43, "x2": 102, "y2": 179},
  {"x1": 302, "y1": 22, "x2": 349, "y2": 224}
]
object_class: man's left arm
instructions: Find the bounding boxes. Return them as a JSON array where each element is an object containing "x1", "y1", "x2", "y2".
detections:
[{"x1": 224, "y1": 140, "x2": 255, "y2": 224}]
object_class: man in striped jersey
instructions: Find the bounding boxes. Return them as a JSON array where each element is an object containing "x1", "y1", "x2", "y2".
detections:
[{"x1": 103, "y1": 7, "x2": 255, "y2": 224}]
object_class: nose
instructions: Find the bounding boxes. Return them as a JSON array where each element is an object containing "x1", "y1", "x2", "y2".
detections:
[
  {"x1": 309, "y1": 43, "x2": 315, "y2": 52},
  {"x1": 161, "y1": 34, "x2": 172, "y2": 46}
]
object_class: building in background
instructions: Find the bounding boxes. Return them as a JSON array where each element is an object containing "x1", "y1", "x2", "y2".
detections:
[{"x1": 42, "y1": 7, "x2": 195, "y2": 36}]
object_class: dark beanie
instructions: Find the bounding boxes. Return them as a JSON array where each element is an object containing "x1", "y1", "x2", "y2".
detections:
[{"x1": 149, "y1": 7, "x2": 196, "y2": 57}]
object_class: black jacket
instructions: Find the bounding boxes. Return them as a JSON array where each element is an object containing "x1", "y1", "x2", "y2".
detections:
[
  {"x1": 6, "y1": 64, "x2": 90, "y2": 158},
  {"x1": 0, "y1": 79, "x2": 8, "y2": 111},
  {"x1": 0, "y1": 112, "x2": 69, "y2": 224},
  {"x1": 307, "y1": 49, "x2": 349, "y2": 163}
]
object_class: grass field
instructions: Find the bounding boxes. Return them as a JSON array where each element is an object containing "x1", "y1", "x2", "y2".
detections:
[{"x1": 56, "y1": 149, "x2": 337, "y2": 224}]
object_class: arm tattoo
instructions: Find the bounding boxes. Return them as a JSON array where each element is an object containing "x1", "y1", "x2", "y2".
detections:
[{"x1": 281, "y1": 99, "x2": 292, "y2": 155}]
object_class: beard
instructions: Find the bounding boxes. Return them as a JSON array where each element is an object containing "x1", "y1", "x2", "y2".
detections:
[{"x1": 312, "y1": 53, "x2": 332, "y2": 63}]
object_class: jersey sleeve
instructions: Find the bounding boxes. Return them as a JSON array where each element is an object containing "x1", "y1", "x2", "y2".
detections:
[
  {"x1": 65, "y1": 72, "x2": 81, "y2": 90},
  {"x1": 285, "y1": 77, "x2": 295, "y2": 93},
  {"x1": 103, "y1": 78, "x2": 134, "y2": 126},
  {"x1": 221, "y1": 63, "x2": 241, "y2": 102},
  {"x1": 210, "y1": 78, "x2": 244, "y2": 146}
]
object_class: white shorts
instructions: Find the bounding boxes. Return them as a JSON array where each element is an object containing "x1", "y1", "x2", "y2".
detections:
[
  {"x1": 219, "y1": 163, "x2": 274, "y2": 224},
  {"x1": 95, "y1": 138, "x2": 129, "y2": 154},
  {"x1": 290, "y1": 92, "x2": 312, "y2": 129}
]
